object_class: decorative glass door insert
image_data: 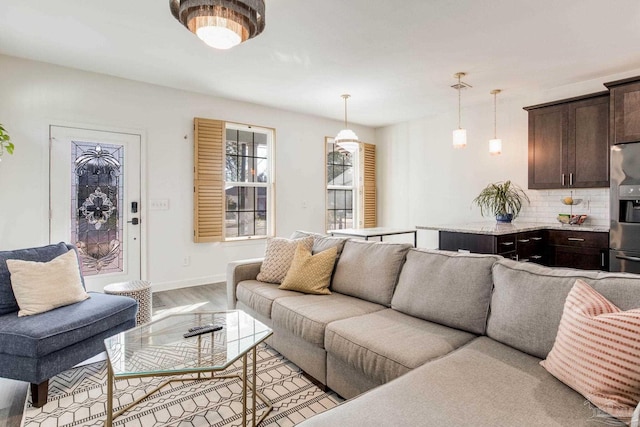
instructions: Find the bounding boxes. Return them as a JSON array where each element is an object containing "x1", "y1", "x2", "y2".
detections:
[{"x1": 72, "y1": 141, "x2": 124, "y2": 276}]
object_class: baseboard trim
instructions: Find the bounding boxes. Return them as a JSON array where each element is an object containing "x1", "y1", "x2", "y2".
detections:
[{"x1": 151, "y1": 274, "x2": 226, "y2": 293}]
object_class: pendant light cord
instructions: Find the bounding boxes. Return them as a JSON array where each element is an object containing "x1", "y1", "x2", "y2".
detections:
[
  {"x1": 457, "y1": 75, "x2": 461, "y2": 129},
  {"x1": 342, "y1": 94, "x2": 350, "y2": 128},
  {"x1": 493, "y1": 91, "x2": 497, "y2": 138}
]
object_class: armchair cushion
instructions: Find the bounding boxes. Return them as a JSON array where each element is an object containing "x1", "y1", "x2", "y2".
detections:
[
  {"x1": 0, "y1": 242, "x2": 72, "y2": 315},
  {"x1": 0, "y1": 292, "x2": 137, "y2": 358}
]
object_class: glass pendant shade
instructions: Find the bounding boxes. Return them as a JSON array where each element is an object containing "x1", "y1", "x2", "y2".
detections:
[
  {"x1": 453, "y1": 128, "x2": 467, "y2": 148},
  {"x1": 335, "y1": 129, "x2": 359, "y2": 152},
  {"x1": 170, "y1": 0, "x2": 265, "y2": 50},
  {"x1": 190, "y1": 14, "x2": 246, "y2": 49},
  {"x1": 489, "y1": 138, "x2": 502, "y2": 155}
]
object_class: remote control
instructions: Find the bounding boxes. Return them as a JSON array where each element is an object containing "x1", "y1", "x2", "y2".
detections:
[
  {"x1": 188, "y1": 324, "x2": 214, "y2": 333},
  {"x1": 183, "y1": 324, "x2": 223, "y2": 338}
]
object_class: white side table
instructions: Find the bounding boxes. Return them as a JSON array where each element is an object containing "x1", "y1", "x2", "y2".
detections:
[{"x1": 104, "y1": 280, "x2": 152, "y2": 325}]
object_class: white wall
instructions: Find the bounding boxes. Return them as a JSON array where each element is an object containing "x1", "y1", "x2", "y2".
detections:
[
  {"x1": 0, "y1": 54, "x2": 375, "y2": 291},
  {"x1": 376, "y1": 68, "x2": 640, "y2": 249}
]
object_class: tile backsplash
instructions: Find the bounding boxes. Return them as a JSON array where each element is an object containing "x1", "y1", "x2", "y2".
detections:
[{"x1": 518, "y1": 188, "x2": 610, "y2": 227}]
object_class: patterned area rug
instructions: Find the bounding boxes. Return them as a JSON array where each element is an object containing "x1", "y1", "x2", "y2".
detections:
[{"x1": 21, "y1": 344, "x2": 342, "y2": 427}]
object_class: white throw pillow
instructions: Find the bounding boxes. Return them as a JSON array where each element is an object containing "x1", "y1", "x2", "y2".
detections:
[{"x1": 7, "y1": 250, "x2": 90, "y2": 317}]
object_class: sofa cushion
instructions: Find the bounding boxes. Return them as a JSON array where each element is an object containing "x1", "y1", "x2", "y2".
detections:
[
  {"x1": 279, "y1": 245, "x2": 337, "y2": 295},
  {"x1": 0, "y1": 242, "x2": 72, "y2": 315},
  {"x1": 271, "y1": 293, "x2": 385, "y2": 347},
  {"x1": 487, "y1": 258, "x2": 640, "y2": 359},
  {"x1": 0, "y1": 292, "x2": 137, "y2": 358},
  {"x1": 256, "y1": 236, "x2": 314, "y2": 284},
  {"x1": 236, "y1": 280, "x2": 302, "y2": 319},
  {"x1": 7, "y1": 250, "x2": 90, "y2": 317},
  {"x1": 331, "y1": 240, "x2": 411, "y2": 306},
  {"x1": 541, "y1": 279, "x2": 640, "y2": 424},
  {"x1": 391, "y1": 249, "x2": 499, "y2": 334},
  {"x1": 325, "y1": 309, "x2": 476, "y2": 385},
  {"x1": 290, "y1": 230, "x2": 348, "y2": 256},
  {"x1": 298, "y1": 336, "x2": 622, "y2": 427}
]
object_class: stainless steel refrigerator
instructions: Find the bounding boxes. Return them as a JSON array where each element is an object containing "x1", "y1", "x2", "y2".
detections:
[{"x1": 610, "y1": 141, "x2": 640, "y2": 273}]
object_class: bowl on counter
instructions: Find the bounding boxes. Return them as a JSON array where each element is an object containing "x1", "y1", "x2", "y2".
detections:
[{"x1": 557, "y1": 214, "x2": 587, "y2": 225}]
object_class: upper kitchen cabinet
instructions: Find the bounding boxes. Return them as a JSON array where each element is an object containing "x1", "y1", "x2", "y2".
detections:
[
  {"x1": 605, "y1": 76, "x2": 640, "y2": 145},
  {"x1": 524, "y1": 92, "x2": 609, "y2": 189}
]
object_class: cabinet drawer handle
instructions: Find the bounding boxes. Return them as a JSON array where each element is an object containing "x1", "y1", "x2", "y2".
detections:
[
  {"x1": 500, "y1": 242, "x2": 515, "y2": 246},
  {"x1": 570, "y1": 172, "x2": 574, "y2": 186},
  {"x1": 518, "y1": 239, "x2": 530, "y2": 243},
  {"x1": 567, "y1": 238, "x2": 585, "y2": 242},
  {"x1": 530, "y1": 237, "x2": 542, "y2": 241},
  {"x1": 562, "y1": 173, "x2": 566, "y2": 186},
  {"x1": 530, "y1": 255, "x2": 543, "y2": 260}
]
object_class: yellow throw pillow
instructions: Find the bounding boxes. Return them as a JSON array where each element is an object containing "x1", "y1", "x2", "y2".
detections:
[
  {"x1": 7, "y1": 250, "x2": 90, "y2": 317},
  {"x1": 279, "y1": 244, "x2": 338, "y2": 295}
]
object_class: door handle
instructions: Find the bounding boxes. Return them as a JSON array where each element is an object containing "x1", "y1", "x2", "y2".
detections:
[
  {"x1": 530, "y1": 237, "x2": 542, "y2": 241},
  {"x1": 569, "y1": 173, "x2": 574, "y2": 186},
  {"x1": 518, "y1": 239, "x2": 530, "y2": 243},
  {"x1": 562, "y1": 174, "x2": 566, "y2": 186},
  {"x1": 567, "y1": 237, "x2": 585, "y2": 242},
  {"x1": 127, "y1": 218, "x2": 139, "y2": 225},
  {"x1": 500, "y1": 242, "x2": 514, "y2": 246},
  {"x1": 616, "y1": 255, "x2": 640, "y2": 263}
]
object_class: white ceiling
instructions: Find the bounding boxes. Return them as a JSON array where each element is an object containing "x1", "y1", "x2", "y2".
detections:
[{"x1": 1, "y1": 0, "x2": 639, "y2": 128}]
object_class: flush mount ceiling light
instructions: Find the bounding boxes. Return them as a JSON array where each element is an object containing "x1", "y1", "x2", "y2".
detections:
[
  {"x1": 452, "y1": 72, "x2": 471, "y2": 149},
  {"x1": 489, "y1": 89, "x2": 503, "y2": 155},
  {"x1": 170, "y1": 0, "x2": 265, "y2": 50},
  {"x1": 335, "y1": 94, "x2": 360, "y2": 153}
]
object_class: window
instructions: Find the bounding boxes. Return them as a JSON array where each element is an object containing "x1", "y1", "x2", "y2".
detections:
[
  {"x1": 326, "y1": 138, "x2": 355, "y2": 231},
  {"x1": 194, "y1": 118, "x2": 274, "y2": 242},
  {"x1": 326, "y1": 138, "x2": 376, "y2": 231}
]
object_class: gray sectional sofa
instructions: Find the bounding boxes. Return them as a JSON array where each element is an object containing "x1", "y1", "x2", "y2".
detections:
[{"x1": 227, "y1": 235, "x2": 640, "y2": 426}]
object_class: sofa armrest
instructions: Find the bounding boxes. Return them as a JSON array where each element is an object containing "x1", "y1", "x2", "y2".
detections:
[
  {"x1": 632, "y1": 401, "x2": 640, "y2": 427},
  {"x1": 226, "y1": 258, "x2": 263, "y2": 309}
]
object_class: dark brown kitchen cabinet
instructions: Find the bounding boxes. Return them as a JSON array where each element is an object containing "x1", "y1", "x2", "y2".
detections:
[
  {"x1": 605, "y1": 76, "x2": 640, "y2": 145},
  {"x1": 439, "y1": 230, "x2": 545, "y2": 264},
  {"x1": 546, "y1": 230, "x2": 608, "y2": 271},
  {"x1": 525, "y1": 92, "x2": 609, "y2": 189}
]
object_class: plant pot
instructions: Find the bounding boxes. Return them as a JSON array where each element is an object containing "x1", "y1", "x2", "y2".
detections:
[{"x1": 496, "y1": 213, "x2": 513, "y2": 223}]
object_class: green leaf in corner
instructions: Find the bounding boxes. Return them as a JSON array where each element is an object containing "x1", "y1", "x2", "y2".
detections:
[{"x1": 5, "y1": 142, "x2": 14, "y2": 155}]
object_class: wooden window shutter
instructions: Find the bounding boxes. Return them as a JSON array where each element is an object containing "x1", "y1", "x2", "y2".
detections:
[
  {"x1": 194, "y1": 118, "x2": 224, "y2": 242},
  {"x1": 360, "y1": 142, "x2": 377, "y2": 228}
]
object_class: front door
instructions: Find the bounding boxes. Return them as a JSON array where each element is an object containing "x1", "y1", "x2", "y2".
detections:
[{"x1": 49, "y1": 125, "x2": 142, "y2": 292}]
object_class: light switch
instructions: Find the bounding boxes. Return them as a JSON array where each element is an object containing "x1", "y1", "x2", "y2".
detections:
[{"x1": 150, "y1": 199, "x2": 170, "y2": 210}]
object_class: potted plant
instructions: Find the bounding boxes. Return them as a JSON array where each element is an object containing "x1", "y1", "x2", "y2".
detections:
[
  {"x1": 473, "y1": 180, "x2": 530, "y2": 223},
  {"x1": 0, "y1": 123, "x2": 15, "y2": 160}
]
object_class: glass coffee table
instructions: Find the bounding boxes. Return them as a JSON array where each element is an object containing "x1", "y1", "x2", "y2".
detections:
[{"x1": 103, "y1": 311, "x2": 272, "y2": 426}]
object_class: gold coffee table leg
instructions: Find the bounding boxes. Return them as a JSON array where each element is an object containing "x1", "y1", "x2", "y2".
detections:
[
  {"x1": 242, "y1": 353, "x2": 247, "y2": 426},
  {"x1": 252, "y1": 346, "x2": 257, "y2": 427},
  {"x1": 105, "y1": 364, "x2": 113, "y2": 427}
]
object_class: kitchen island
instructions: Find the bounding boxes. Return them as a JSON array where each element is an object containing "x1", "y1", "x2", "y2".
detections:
[{"x1": 418, "y1": 222, "x2": 609, "y2": 270}]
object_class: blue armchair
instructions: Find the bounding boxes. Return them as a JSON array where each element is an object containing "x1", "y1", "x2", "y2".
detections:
[{"x1": 0, "y1": 243, "x2": 138, "y2": 407}]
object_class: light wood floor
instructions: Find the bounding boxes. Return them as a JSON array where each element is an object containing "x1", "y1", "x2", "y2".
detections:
[{"x1": 0, "y1": 282, "x2": 227, "y2": 427}]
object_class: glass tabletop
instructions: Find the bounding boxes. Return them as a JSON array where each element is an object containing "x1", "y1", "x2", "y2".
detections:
[{"x1": 104, "y1": 311, "x2": 272, "y2": 378}]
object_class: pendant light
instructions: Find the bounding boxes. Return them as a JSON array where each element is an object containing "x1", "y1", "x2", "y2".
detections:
[
  {"x1": 335, "y1": 94, "x2": 359, "y2": 153},
  {"x1": 170, "y1": 0, "x2": 266, "y2": 50},
  {"x1": 489, "y1": 89, "x2": 502, "y2": 155},
  {"x1": 452, "y1": 72, "x2": 470, "y2": 149}
]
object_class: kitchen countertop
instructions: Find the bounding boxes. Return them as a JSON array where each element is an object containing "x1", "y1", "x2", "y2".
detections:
[{"x1": 417, "y1": 222, "x2": 609, "y2": 236}]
